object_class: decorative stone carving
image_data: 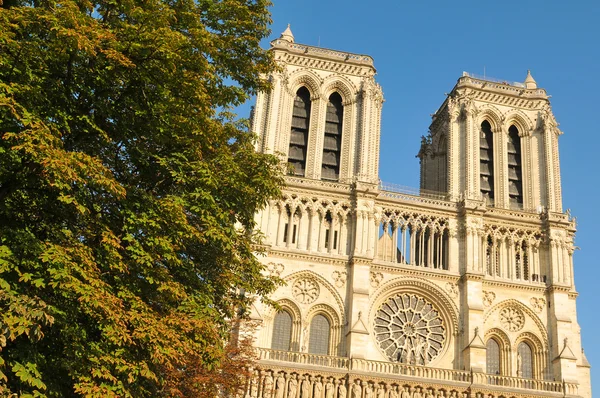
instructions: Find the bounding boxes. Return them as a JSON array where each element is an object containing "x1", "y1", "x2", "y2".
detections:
[
  {"x1": 268, "y1": 262, "x2": 285, "y2": 277},
  {"x1": 530, "y1": 297, "x2": 546, "y2": 313},
  {"x1": 482, "y1": 291, "x2": 496, "y2": 308},
  {"x1": 499, "y1": 306, "x2": 525, "y2": 332},
  {"x1": 332, "y1": 270, "x2": 347, "y2": 288},
  {"x1": 370, "y1": 272, "x2": 384, "y2": 288},
  {"x1": 292, "y1": 278, "x2": 320, "y2": 304},
  {"x1": 444, "y1": 282, "x2": 458, "y2": 299},
  {"x1": 374, "y1": 293, "x2": 446, "y2": 364}
]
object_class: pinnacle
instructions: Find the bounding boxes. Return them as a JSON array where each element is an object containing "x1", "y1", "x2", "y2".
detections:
[
  {"x1": 280, "y1": 24, "x2": 294, "y2": 43},
  {"x1": 524, "y1": 70, "x2": 537, "y2": 89}
]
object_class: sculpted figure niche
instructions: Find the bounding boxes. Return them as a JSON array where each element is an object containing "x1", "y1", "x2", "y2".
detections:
[{"x1": 287, "y1": 375, "x2": 298, "y2": 398}]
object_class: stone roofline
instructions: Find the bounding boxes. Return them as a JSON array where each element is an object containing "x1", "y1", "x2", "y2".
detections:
[
  {"x1": 270, "y1": 38, "x2": 376, "y2": 69},
  {"x1": 431, "y1": 72, "x2": 550, "y2": 120}
]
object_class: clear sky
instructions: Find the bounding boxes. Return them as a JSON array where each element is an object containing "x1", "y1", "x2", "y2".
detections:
[{"x1": 244, "y1": 0, "x2": 599, "y2": 389}]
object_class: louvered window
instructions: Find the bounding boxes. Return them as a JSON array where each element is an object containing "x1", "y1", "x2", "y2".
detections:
[
  {"x1": 288, "y1": 87, "x2": 311, "y2": 177},
  {"x1": 486, "y1": 339, "x2": 500, "y2": 375},
  {"x1": 518, "y1": 342, "x2": 533, "y2": 379},
  {"x1": 321, "y1": 93, "x2": 343, "y2": 181},
  {"x1": 480, "y1": 121, "x2": 495, "y2": 203},
  {"x1": 271, "y1": 311, "x2": 292, "y2": 351},
  {"x1": 508, "y1": 125, "x2": 523, "y2": 208},
  {"x1": 308, "y1": 314, "x2": 330, "y2": 355}
]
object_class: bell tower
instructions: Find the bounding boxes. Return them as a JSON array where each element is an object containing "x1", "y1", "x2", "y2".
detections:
[
  {"x1": 419, "y1": 71, "x2": 563, "y2": 213},
  {"x1": 252, "y1": 25, "x2": 384, "y2": 184}
]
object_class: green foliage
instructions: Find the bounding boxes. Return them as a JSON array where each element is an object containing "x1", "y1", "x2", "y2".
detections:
[{"x1": 0, "y1": 1, "x2": 282, "y2": 396}]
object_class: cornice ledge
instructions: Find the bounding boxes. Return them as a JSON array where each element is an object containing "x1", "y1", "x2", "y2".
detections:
[
  {"x1": 546, "y1": 285, "x2": 571, "y2": 294},
  {"x1": 267, "y1": 249, "x2": 350, "y2": 266},
  {"x1": 371, "y1": 262, "x2": 461, "y2": 282},
  {"x1": 460, "y1": 273, "x2": 485, "y2": 282},
  {"x1": 350, "y1": 256, "x2": 373, "y2": 266},
  {"x1": 482, "y1": 279, "x2": 546, "y2": 293}
]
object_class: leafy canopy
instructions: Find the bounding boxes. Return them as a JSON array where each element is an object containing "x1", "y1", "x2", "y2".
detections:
[{"x1": 0, "y1": 0, "x2": 282, "y2": 396}]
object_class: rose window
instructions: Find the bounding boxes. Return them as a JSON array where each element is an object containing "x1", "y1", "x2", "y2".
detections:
[
  {"x1": 500, "y1": 307, "x2": 524, "y2": 332},
  {"x1": 292, "y1": 278, "x2": 319, "y2": 304},
  {"x1": 374, "y1": 293, "x2": 446, "y2": 365}
]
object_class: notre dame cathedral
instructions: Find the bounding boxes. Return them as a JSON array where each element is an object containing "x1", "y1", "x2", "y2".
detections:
[{"x1": 244, "y1": 25, "x2": 591, "y2": 398}]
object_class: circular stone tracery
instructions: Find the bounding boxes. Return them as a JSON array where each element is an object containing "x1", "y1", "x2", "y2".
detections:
[
  {"x1": 292, "y1": 278, "x2": 319, "y2": 304},
  {"x1": 374, "y1": 293, "x2": 446, "y2": 365}
]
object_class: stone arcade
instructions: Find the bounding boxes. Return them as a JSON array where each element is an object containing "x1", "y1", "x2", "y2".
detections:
[{"x1": 245, "y1": 26, "x2": 591, "y2": 398}]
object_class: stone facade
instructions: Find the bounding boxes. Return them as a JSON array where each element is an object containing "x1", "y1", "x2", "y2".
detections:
[{"x1": 246, "y1": 26, "x2": 591, "y2": 398}]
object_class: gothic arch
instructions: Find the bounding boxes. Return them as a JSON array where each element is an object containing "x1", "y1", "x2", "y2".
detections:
[
  {"x1": 476, "y1": 105, "x2": 503, "y2": 133},
  {"x1": 503, "y1": 109, "x2": 534, "y2": 136},
  {"x1": 264, "y1": 298, "x2": 303, "y2": 352},
  {"x1": 514, "y1": 331, "x2": 547, "y2": 380},
  {"x1": 322, "y1": 75, "x2": 357, "y2": 104},
  {"x1": 305, "y1": 303, "x2": 344, "y2": 356},
  {"x1": 484, "y1": 299, "x2": 547, "y2": 338},
  {"x1": 283, "y1": 270, "x2": 345, "y2": 323},
  {"x1": 288, "y1": 69, "x2": 322, "y2": 99},
  {"x1": 485, "y1": 327, "x2": 511, "y2": 375},
  {"x1": 513, "y1": 331, "x2": 545, "y2": 352}
]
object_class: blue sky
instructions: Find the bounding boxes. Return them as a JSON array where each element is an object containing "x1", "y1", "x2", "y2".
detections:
[{"x1": 243, "y1": 0, "x2": 599, "y2": 388}]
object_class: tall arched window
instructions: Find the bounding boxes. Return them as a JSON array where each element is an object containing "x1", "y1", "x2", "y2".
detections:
[
  {"x1": 288, "y1": 87, "x2": 311, "y2": 177},
  {"x1": 507, "y1": 125, "x2": 523, "y2": 208},
  {"x1": 517, "y1": 342, "x2": 534, "y2": 378},
  {"x1": 308, "y1": 314, "x2": 330, "y2": 355},
  {"x1": 271, "y1": 310, "x2": 293, "y2": 351},
  {"x1": 321, "y1": 92, "x2": 343, "y2": 181},
  {"x1": 486, "y1": 339, "x2": 501, "y2": 375},
  {"x1": 480, "y1": 121, "x2": 495, "y2": 203}
]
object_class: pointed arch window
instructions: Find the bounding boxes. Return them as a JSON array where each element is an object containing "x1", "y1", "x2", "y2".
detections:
[
  {"x1": 288, "y1": 87, "x2": 311, "y2": 177},
  {"x1": 486, "y1": 338, "x2": 501, "y2": 375},
  {"x1": 321, "y1": 92, "x2": 343, "y2": 181},
  {"x1": 508, "y1": 125, "x2": 523, "y2": 208},
  {"x1": 271, "y1": 310, "x2": 293, "y2": 351},
  {"x1": 308, "y1": 314, "x2": 330, "y2": 355},
  {"x1": 517, "y1": 342, "x2": 533, "y2": 378},
  {"x1": 480, "y1": 121, "x2": 495, "y2": 204}
]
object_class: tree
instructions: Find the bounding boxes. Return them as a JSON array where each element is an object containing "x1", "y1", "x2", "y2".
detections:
[{"x1": 0, "y1": 0, "x2": 282, "y2": 396}]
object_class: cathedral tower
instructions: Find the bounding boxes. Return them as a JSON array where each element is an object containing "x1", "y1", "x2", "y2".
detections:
[{"x1": 246, "y1": 27, "x2": 591, "y2": 398}]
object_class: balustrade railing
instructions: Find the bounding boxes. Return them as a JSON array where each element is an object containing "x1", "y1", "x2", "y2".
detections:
[{"x1": 256, "y1": 348, "x2": 578, "y2": 395}]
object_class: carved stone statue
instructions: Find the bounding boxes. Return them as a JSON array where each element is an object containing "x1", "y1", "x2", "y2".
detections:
[
  {"x1": 425, "y1": 389, "x2": 434, "y2": 398},
  {"x1": 301, "y1": 376, "x2": 311, "y2": 398},
  {"x1": 275, "y1": 373, "x2": 286, "y2": 398},
  {"x1": 400, "y1": 386, "x2": 411, "y2": 398},
  {"x1": 364, "y1": 382, "x2": 373, "y2": 398},
  {"x1": 389, "y1": 385, "x2": 399, "y2": 398},
  {"x1": 435, "y1": 390, "x2": 445, "y2": 398},
  {"x1": 338, "y1": 380, "x2": 347, "y2": 398},
  {"x1": 376, "y1": 385, "x2": 386, "y2": 398},
  {"x1": 351, "y1": 380, "x2": 362, "y2": 398},
  {"x1": 413, "y1": 387, "x2": 423, "y2": 398},
  {"x1": 314, "y1": 377, "x2": 324, "y2": 398},
  {"x1": 250, "y1": 375, "x2": 259, "y2": 398},
  {"x1": 288, "y1": 375, "x2": 298, "y2": 398},
  {"x1": 325, "y1": 379, "x2": 335, "y2": 398},
  {"x1": 263, "y1": 373, "x2": 274, "y2": 398},
  {"x1": 517, "y1": 351, "x2": 523, "y2": 376}
]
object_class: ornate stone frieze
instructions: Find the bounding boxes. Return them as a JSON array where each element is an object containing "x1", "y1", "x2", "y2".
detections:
[
  {"x1": 370, "y1": 272, "x2": 384, "y2": 288},
  {"x1": 268, "y1": 262, "x2": 285, "y2": 277},
  {"x1": 444, "y1": 283, "x2": 458, "y2": 300},
  {"x1": 530, "y1": 297, "x2": 546, "y2": 313},
  {"x1": 332, "y1": 271, "x2": 347, "y2": 288},
  {"x1": 482, "y1": 291, "x2": 496, "y2": 308}
]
